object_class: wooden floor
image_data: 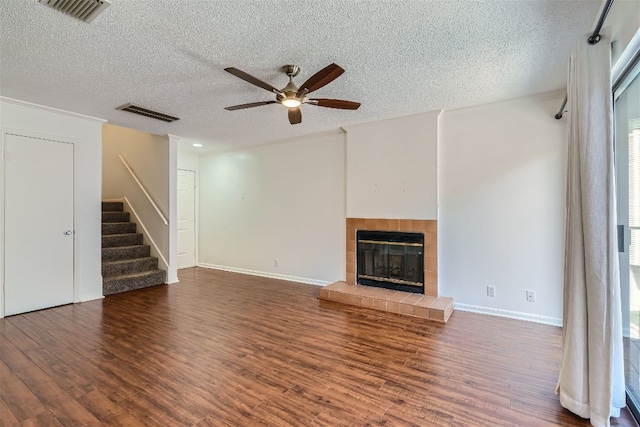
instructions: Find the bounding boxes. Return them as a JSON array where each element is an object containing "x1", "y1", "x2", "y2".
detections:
[{"x1": 0, "y1": 267, "x2": 637, "y2": 426}]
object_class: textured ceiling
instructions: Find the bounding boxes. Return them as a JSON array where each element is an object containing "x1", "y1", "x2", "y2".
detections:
[{"x1": 0, "y1": 0, "x2": 601, "y2": 152}]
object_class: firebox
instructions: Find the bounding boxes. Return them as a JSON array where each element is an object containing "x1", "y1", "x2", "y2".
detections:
[{"x1": 356, "y1": 230, "x2": 424, "y2": 293}]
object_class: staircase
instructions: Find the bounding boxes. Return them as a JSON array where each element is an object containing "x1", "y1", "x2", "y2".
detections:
[{"x1": 101, "y1": 201, "x2": 166, "y2": 295}]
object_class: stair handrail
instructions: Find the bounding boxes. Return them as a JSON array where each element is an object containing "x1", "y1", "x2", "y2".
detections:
[
  {"x1": 118, "y1": 155, "x2": 168, "y2": 225},
  {"x1": 123, "y1": 196, "x2": 169, "y2": 271}
]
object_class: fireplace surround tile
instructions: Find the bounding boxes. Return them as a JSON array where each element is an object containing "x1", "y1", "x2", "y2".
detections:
[
  {"x1": 360, "y1": 296, "x2": 375, "y2": 308},
  {"x1": 411, "y1": 220, "x2": 426, "y2": 232},
  {"x1": 425, "y1": 257, "x2": 437, "y2": 271},
  {"x1": 425, "y1": 245, "x2": 437, "y2": 258},
  {"x1": 386, "y1": 219, "x2": 399, "y2": 231},
  {"x1": 346, "y1": 251, "x2": 355, "y2": 264},
  {"x1": 387, "y1": 301, "x2": 401, "y2": 314},
  {"x1": 425, "y1": 271, "x2": 438, "y2": 285},
  {"x1": 414, "y1": 305, "x2": 430, "y2": 318},
  {"x1": 424, "y1": 232, "x2": 437, "y2": 245},
  {"x1": 398, "y1": 219, "x2": 412, "y2": 232},
  {"x1": 387, "y1": 291, "x2": 410, "y2": 303},
  {"x1": 373, "y1": 298, "x2": 388, "y2": 311},
  {"x1": 425, "y1": 283, "x2": 438, "y2": 298},
  {"x1": 376, "y1": 219, "x2": 389, "y2": 230},
  {"x1": 417, "y1": 295, "x2": 437, "y2": 308},
  {"x1": 402, "y1": 293, "x2": 425, "y2": 305},
  {"x1": 399, "y1": 303, "x2": 416, "y2": 315}
]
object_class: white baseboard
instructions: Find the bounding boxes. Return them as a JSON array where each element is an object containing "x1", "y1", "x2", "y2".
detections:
[
  {"x1": 454, "y1": 303, "x2": 563, "y2": 327},
  {"x1": 197, "y1": 263, "x2": 332, "y2": 287},
  {"x1": 78, "y1": 293, "x2": 104, "y2": 303}
]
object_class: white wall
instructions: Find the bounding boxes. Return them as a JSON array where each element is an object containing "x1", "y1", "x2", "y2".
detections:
[
  {"x1": 607, "y1": 0, "x2": 640, "y2": 72},
  {"x1": 344, "y1": 111, "x2": 440, "y2": 219},
  {"x1": 0, "y1": 97, "x2": 105, "y2": 315},
  {"x1": 439, "y1": 91, "x2": 567, "y2": 324},
  {"x1": 178, "y1": 151, "x2": 199, "y2": 172},
  {"x1": 198, "y1": 131, "x2": 346, "y2": 285},
  {"x1": 102, "y1": 124, "x2": 171, "y2": 276},
  {"x1": 195, "y1": 95, "x2": 567, "y2": 325}
]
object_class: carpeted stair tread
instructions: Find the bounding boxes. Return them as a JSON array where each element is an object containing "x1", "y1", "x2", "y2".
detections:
[
  {"x1": 102, "y1": 233, "x2": 143, "y2": 248},
  {"x1": 102, "y1": 201, "x2": 123, "y2": 212},
  {"x1": 102, "y1": 222, "x2": 136, "y2": 235},
  {"x1": 102, "y1": 257, "x2": 159, "y2": 277},
  {"x1": 102, "y1": 211, "x2": 130, "y2": 223},
  {"x1": 102, "y1": 245, "x2": 150, "y2": 261},
  {"x1": 103, "y1": 269, "x2": 166, "y2": 296}
]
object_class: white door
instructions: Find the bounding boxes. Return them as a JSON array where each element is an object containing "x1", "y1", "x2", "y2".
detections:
[
  {"x1": 4, "y1": 134, "x2": 74, "y2": 316},
  {"x1": 177, "y1": 169, "x2": 196, "y2": 269}
]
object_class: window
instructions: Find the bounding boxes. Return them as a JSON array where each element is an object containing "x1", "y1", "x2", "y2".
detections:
[{"x1": 615, "y1": 51, "x2": 640, "y2": 421}]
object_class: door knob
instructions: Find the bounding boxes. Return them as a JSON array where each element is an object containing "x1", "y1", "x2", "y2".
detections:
[{"x1": 64, "y1": 230, "x2": 73, "y2": 236}]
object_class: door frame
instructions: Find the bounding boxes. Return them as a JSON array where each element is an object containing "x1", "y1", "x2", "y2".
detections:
[
  {"x1": 0, "y1": 129, "x2": 78, "y2": 318},
  {"x1": 177, "y1": 167, "x2": 198, "y2": 268}
]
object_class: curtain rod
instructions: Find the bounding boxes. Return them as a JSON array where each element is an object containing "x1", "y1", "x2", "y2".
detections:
[{"x1": 554, "y1": 0, "x2": 614, "y2": 120}]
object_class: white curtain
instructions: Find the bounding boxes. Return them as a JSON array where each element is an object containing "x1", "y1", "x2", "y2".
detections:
[{"x1": 556, "y1": 29, "x2": 625, "y2": 427}]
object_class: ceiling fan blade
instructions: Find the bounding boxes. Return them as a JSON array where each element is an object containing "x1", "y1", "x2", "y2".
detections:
[
  {"x1": 298, "y1": 63, "x2": 344, "y2": 94},
  {"x1": 309, "y1": 98, "x2": 361, "y2": 110},
  {"x1": 224, "y1": 101, "x2": 277, "y2": 111},
  {"x1": 224, "y1": 67, "x2": 281, "y2": 94},
  {"x1": 288, "y1": 107, "x2": 302, "y2": 125}
]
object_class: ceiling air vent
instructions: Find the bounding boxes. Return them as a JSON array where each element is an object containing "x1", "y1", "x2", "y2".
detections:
[
  {"x1": 39, "y1": 0, "x2": 111, "y2": 24},
  {"x1": 116, "y1": 103, "x2": 180, "y2": 123}
]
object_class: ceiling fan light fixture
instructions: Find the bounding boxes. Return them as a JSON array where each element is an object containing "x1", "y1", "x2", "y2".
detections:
[
  {"x1": 281, "y1": 98, "x2": 301, "y2": 108},
  {"x1": 223, "y1": 63, "x2": 359, "y2": 125}
]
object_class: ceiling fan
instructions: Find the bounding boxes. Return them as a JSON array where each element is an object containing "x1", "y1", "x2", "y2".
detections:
[{"x1": 223, "y1": 63, "x2": 361, "y2": 125}]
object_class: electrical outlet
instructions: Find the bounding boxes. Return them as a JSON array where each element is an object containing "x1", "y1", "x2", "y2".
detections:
[
  {"x1": 526, "y1": 290, "x2": 536, "y2": 302},
  {"x1": 274, "y1": 259, "x2": 279, "y2": 268},
  {"x1": 487, "y1": 285, "x2": 496, "y2": 297}
]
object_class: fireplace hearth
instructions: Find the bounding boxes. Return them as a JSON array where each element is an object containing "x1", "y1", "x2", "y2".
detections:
[{"x1": 357, "y1": 230, "x2": 424, "y2": 293}]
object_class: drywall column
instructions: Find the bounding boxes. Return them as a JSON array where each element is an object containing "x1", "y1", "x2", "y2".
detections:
[
  {"x1": 167, "y1": 134, "x2": 180, "y2": 283},
  {"x1": 344, "y1": 111, "x2": 440, "y2": 220}
]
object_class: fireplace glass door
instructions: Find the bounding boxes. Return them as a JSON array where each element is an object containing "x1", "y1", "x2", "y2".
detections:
[{"x1": 356, "y1": 230, "x2": 424, "y2": 293}]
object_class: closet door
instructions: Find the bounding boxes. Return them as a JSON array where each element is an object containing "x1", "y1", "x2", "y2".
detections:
[{"x1": 4, "y1": 134, "x2": 74, "y2": 316}]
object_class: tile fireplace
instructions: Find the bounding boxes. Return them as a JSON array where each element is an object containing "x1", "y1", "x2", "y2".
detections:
[
  {"x1": 346, "y1": 218, "x2": 437, "y2": 297},
  {"x1": 320, "y1": 217, "x2": 450, "y2": 322}
]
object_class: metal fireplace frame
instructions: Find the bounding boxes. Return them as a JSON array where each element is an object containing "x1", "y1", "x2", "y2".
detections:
[{"x1": 356, "y1": 230, "x2": 424, "y2": 294}]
